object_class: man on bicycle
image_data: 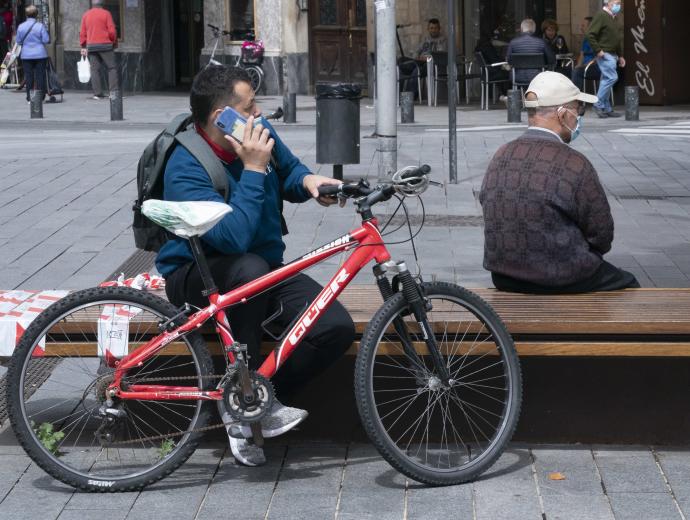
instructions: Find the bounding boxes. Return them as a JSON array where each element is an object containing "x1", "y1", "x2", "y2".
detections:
[{"x1": 155, "y1": 65, "x2": 355, "y2": 466}]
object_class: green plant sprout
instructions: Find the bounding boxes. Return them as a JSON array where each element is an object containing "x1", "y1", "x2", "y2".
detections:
[
  {"x1": 158, "y1": 439, "x2": 175, "y2": 459},
  {"x1": 32, "y1": 421, "x2": 65, "y2": 456}
]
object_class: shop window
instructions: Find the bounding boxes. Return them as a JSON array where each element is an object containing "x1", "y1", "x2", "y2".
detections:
[
  {"x1": 226, "y1": 0, "x2": 255, "y2": 41},
  {"x1": 101, "y1": 0, "x2": 124, "y2": 41}
]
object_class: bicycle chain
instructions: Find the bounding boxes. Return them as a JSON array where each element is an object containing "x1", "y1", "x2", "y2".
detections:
[{"x1": 106, "y1": 374, "x2": 231, "y2": 447}]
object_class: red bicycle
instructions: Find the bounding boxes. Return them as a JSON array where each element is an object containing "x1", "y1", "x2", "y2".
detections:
[{"x1": 7, "y1": 166, "x2": 522, "y2": 491}]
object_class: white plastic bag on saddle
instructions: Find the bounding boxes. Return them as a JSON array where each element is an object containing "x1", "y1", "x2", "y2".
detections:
[
  {"x1": 77, "y1": 56, "x2": 90, "y2": 83},
  {"x1": 142, "y1": 200, "x2": 232, "y2": 238}
]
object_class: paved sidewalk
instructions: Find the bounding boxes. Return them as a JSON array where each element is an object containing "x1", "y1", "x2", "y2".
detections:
[
  {"x1": 0, "y1": 421, "x2": 689, "y2": 520},
  {"x1": 1, "y1": 89, "x2": 690, "y2": 289}
]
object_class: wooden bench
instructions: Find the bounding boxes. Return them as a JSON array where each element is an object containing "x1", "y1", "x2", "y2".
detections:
[
  {"x1": 9, "y1": 286, "x2": 690, "y2": 359},
  {"x1": 325, "y1": 286, "x2": 690, "y2": 357}
]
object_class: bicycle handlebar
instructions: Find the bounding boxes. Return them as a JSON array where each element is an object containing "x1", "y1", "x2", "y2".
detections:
[
  {"x1": 317, "y1": 165, "x2": 432, "y2": 208},
  {"x1": 207, "y1": 23, "x2": 232, "y2": 36},
  {"x1": 400, "y1": 164, "x2": 430, "y2": 179}
]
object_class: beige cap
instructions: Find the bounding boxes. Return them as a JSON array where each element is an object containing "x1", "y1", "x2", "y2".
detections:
[{"x1": 523, "y1": 71, "x2": 598, "y2": 108}]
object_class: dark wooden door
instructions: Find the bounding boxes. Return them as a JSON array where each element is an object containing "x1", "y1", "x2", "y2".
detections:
[
  {"x1": 174, "y1": 0, "x2": 204, "y2": 84},
  {"x1": 309, "y1": 0, "x2": 368, "y2": 87}
]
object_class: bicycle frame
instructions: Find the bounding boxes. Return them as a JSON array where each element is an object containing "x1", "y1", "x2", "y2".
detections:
[{"x1": 111, "y1": 219, "x2": 391, "y2": 402}]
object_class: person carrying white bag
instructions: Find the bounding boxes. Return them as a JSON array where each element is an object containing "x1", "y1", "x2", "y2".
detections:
[{"x1": 79, "y1": 0, "x2": 119, "y2": 99}]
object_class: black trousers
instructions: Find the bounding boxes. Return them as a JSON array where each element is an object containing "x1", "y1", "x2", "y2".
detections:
[
  {"x1": 21, "y1": 58, "x2": 46, "y2": 101},
  {"x1": 491, "y1": 260, "x2": 640, "y2": 295},
  {"x1": 165, "y1": 253, "x2": 355, "y2": 399}
]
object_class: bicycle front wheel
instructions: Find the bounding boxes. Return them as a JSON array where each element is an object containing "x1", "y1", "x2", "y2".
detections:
[
  {"x1": 6, "y1": 286, "x2": 215, "y2": 492},
  {"x1": 355, "y1": 282, "x2": 522, "y2": 485}
]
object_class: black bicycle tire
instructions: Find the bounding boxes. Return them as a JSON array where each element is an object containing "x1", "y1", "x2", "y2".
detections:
[
  {"x1": 6, "y1": 286, "x2": 215, "y2": 492},
  {"x1": 245, "y1": 65, "x2": 263, "y2": 92},
  {"x1": 354, "y1": 281, "x2": 522, "y2": 486}
]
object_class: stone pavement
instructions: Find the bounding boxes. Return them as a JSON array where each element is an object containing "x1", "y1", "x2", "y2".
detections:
[
  {"x1": 1, "y1": 89, "x2": 690, "y2": 289},
  {"x1": 1, "y1": 425, "x2": 690, "y2": 520},
  {"x1": 1, "y1": 89, "x2": 690, "y2": 519}
]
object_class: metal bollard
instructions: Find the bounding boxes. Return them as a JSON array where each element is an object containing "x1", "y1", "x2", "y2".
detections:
[
  {"x1": 333, "y1": 164, "x2": 343, "y2": 181},
  {"x1": 400, "y1": 91, "x2": 414, "y2": 123},
  {"x1": 30, "y1": 90, "x2": 43, "y2": 119},
  {"x1": 283, "y1": 93, "x2": 296, "y2": 123},
  {"x1": 506, "y1": 89, "x2": 521, "y2": 123},
  {"x1": 109, "y1": 89, "x2": 123, "y2": 121},
  {"x1": 625, "y1": 86, "x2": 639, "y2": 121}
]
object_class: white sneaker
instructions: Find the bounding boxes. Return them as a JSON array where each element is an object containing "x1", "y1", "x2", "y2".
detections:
[
  {"x1": 228, "y1": 437, "x2": 266, "y2": 466},
  {"x1": 222, "y1": 400, "x2": 308, "y2": 439}
]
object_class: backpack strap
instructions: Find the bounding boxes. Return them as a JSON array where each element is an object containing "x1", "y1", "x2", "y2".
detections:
[
  {"x1": 175, "y1": 130, "x2": 229, "y2": 202},
  {"x1": 166, "y1": 113, "x2": 193, "y2": 135}
]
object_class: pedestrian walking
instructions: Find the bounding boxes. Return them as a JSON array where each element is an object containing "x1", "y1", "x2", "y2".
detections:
[
  {"x1": 16, "y1": 5, "x2": 49, "y2": 103},
  {"x1": 79, "y1": 0, "x2": 118, "y2": 100},
  {"x1": 586, "y1": 0, "x2": 625, "y2": 118}
]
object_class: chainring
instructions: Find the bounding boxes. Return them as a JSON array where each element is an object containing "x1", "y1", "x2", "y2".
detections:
[{"x1": 222, "y1": 370, "x2": 274, "y2": 423}]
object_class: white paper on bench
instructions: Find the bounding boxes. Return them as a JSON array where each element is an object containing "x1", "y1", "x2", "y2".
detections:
[{"x1": 98, "y1": 304, "x2": 143, "y2": 358}]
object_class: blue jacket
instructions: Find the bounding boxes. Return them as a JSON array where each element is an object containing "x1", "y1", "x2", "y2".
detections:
[
  {"x1": 155, "y1": 121, "x2": 313, "y2": 277},
  {"x1": 17, "y1": 19, "x2": 49, "y2": 59}
]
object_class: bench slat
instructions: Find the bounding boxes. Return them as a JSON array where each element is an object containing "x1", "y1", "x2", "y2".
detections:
[{"x1": 39, "y1": 341, "x2": 690, "y2": 358}]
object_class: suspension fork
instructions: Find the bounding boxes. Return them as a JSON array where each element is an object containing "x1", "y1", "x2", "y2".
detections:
[{"x1": 375, "y1": 262, "x2": 451, "y2": 383}]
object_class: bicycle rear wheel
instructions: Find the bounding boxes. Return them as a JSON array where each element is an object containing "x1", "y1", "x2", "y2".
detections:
[
  {"x1": 355, "y1": 281, "x2": 521, "y2": 485},
  {"x1": 6, "y1": 286, "x2": 214, "y2": 492},
  {"x1": 244, "y1": 65, "x2": 263, "y2": 92}
]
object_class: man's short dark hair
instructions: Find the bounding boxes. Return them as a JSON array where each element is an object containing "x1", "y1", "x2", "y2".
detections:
[
  {"x1": 190, "y1": 65, "x2": 252, "y2": 125},
  {"x1": 428, "y1": 18, "x2": 440, "y2": 26}
]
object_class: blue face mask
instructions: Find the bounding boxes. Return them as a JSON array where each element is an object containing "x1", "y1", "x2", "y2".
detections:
[
  {"x1": 611, "y1": 3, "x2": 621, "y2": 15},
  {"x1": 560, "y1": 107, "x2": 582, "y2": 142},
  {"x1": 570, "y1": 115, "x2": 582, "y2": 141}
]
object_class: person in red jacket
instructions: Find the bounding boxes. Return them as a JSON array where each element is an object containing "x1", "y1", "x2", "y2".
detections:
[{"x1": 79, "y1": 0, "x2": 118, "y2": 99}]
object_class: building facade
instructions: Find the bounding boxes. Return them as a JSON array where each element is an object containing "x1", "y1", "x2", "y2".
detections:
[{"x1": 11, "y1": 0, "x2": 690, "y2": 103}]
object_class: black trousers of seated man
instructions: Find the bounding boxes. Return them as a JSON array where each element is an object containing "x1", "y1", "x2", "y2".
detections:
[
  {"x1": 165, "y1": 253, "x2": 356, "y2": 401},
  {"x1": 491, "y1": 260, "x2": 640, "y2": 294}
]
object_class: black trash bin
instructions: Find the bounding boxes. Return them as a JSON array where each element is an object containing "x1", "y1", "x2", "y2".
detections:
[{"x1": 315, "y1": 83, "x2": 361, "y2": 179}]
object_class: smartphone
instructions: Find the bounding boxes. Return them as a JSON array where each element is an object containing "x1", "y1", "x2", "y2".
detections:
[{"x1": 214, "y1": 106, "x2": 265, "y2": 144}]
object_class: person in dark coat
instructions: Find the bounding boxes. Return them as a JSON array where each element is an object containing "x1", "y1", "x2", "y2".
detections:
[
  {"x1": 480, "y1": 72, "x2": 639, "y2": 294},
  {"x1": 506, "y1": 18, "x2": 555, "y2": 86}
]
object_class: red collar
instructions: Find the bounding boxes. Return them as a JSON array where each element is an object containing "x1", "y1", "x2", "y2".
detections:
[{"x1": 195, "y1": 124, "x2": 237, "y2": 164}]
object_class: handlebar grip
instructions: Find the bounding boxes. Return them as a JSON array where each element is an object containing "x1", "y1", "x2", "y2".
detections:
[
  {"x1": 317, "y1": 185, "x2": 341, "y2": 197},
  {"x1": 401, "y1": 164, "x2": 431, "y2": 179}
]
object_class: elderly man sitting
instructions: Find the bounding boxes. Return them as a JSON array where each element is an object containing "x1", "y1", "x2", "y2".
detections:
[
  {"x1": 479, "y1": 72, "x2": 639, "y2": 294},
  {"x1": 507, "y1": 19, "x2": 556, "y2": 86}
]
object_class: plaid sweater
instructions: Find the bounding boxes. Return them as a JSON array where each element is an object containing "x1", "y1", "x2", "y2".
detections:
[{"x1": 479, "y1": 129, "x2": 613, "y2": 286}]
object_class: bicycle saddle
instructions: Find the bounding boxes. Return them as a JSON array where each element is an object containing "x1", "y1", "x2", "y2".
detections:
[{"x1": 142, "y1": 199, "x2": 232, "y2": 238}]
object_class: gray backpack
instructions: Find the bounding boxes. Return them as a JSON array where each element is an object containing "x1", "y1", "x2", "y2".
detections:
[{"x1": 132, "y1": 113, "x2": 228, "y2": 252}]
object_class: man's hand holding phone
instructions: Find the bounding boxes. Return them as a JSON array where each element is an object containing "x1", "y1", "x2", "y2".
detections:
[{"x1": 224, "y1": 115, "x2": 275, "y2": 173}]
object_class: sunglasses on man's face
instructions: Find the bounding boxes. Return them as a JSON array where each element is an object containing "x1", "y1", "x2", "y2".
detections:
[{"x1": 576, "y1": 102, "x2": 588, "y2": 116}]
